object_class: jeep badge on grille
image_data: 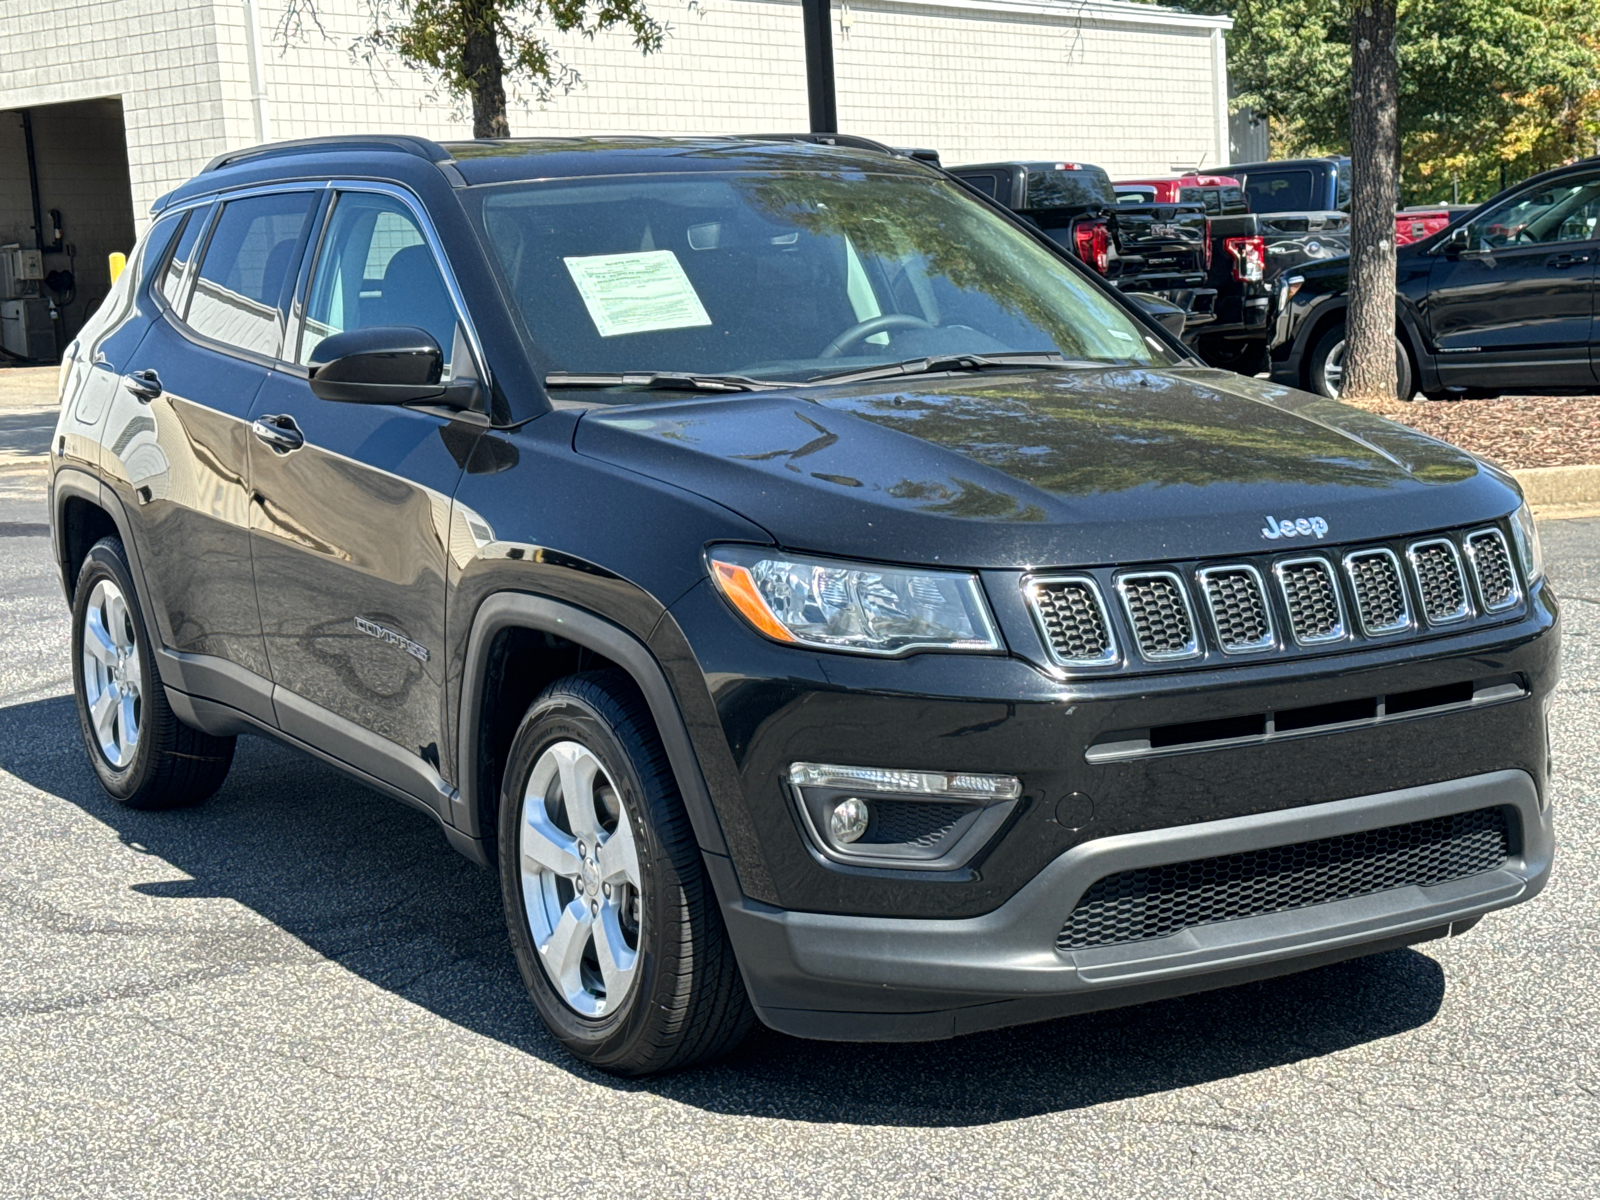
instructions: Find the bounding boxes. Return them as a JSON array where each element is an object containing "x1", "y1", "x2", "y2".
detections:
[{"x1": 1261, "y1": 514, "x2": 1330, "y2": 540}]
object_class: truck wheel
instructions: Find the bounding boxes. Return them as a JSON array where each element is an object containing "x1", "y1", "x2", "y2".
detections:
[
  {"x1": 1196, "y1": 335, "x2": 1267, "y2": 377},
  {"x1": 1307, "y1": 324, "x2": 1414, "y2": 401},
  {"x1": 71, "y1": 537, "x2": 235, "y2": 809},
  {"x1": 498, "y1": 669, "x2": 753, "y2": 1075}
]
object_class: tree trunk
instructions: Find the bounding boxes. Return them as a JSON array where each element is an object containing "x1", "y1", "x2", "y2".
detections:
[
  {"x1": 1344, "y1": 1, "x2": 1400, "y2": 400},
  {"x1": 462, "y1": 0, "x2": 509, "y2": 138}
]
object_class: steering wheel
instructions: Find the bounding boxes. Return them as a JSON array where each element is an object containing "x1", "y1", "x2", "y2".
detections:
[{"x1": 818, "y1": 313, "x2": 937, "y2": 359}]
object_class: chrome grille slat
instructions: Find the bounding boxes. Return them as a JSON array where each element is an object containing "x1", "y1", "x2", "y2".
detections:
[
  {"x1": 1198, "y1": 565, "x2": 1274, "y2": 653},
  {"x1": 1275, "y1": 557, "x2": 1346, "y2": 645},
  {"x1": 1117, "y1": 571, "x2": 1199, "y2": 660},
  {"x1": 1344, "y1": 548, "x2": 1411, "y2": 635},
  {"x1": 1025, "y1": 576, "x2": 1117, "y2": 667},
  {"x1": 1408, "y1": 538, "x2": 1471, "y2": 625},
  {"x1": 1464, "y1": 528, "x2": 1519, "y2": 612}
]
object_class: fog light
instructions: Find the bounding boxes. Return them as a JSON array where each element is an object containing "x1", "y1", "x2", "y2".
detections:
[{"x1": 829, "y1": 798, "x2": 870, "y2": 843}]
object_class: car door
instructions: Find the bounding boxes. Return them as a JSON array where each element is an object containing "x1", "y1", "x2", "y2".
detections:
[
  {"x1": 102, "y1": 189, "x2": 323, "y2": 721},
  {"x1": 246, "y1": 187, "x2": 477, "y2": 813},
  {"x1": 1425, "y1": 171, "x2": 1600, "y2": 390}
]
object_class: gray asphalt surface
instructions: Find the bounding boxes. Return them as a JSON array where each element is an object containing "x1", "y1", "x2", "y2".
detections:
[{"x1": 0, "y1": 396, "x2": 1596, "y2": 1197}]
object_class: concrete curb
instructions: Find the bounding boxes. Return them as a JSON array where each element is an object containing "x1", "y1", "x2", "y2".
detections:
[{"x1": 1511, "y1": 465, "x2": 1600, "y2": 519}]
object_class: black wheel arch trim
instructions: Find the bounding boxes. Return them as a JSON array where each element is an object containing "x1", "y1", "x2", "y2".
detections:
[
  {"x1": 51, "y1": 468, "x2": 154, "y2": 611},
  {"x1": 456, "y1": 591, "x2": 736, "y2": 871},
  {"x1": 1272, "y1": 295, "x2": 1436, "y2": 392}
]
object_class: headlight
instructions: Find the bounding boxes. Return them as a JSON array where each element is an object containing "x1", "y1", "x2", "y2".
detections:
[
  {"x1": 707, "y1": 545, "x2": 1002, "y2": 655},
  {"x1": 1509, "y1": 500, "x2": 1544, "y2": 584}
]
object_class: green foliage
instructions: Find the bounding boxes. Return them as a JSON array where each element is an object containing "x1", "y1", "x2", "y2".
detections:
[
  {"x1": 1148, "y1": 1, "x2": 1600, "y2": 203},
  {"x1": 357, "y1": 0, "x2": 665, "y2": 110}
]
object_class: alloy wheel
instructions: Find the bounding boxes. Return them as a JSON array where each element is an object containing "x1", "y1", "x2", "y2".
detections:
[
  {"x1": 1320, "y1": 339, "x2": 1347, "y2": 397},
  {"x1": 518, "y1": 740, "x2": 643, "y2": 1017},
  {"x1": 81, "y1": 578, "x2": 142, "y2": 768}
]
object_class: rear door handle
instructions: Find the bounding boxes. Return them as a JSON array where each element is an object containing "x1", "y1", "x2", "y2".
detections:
[
  {"x1": 122, "y1": 369, "x2": 162, "y2": 402},
  {"x1": 251, "y1": 414, "x2": 305, "y2": 454}
]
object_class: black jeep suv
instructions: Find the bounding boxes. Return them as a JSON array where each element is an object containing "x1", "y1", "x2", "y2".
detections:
[{"x1": 50, "y1": 135, "x2": 1557, "y2": 1075}]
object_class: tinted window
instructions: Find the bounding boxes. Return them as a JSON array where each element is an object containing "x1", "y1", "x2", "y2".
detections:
[
  {"x1": 158, "y1": 208, "x2": 206, "y2": 308},
  {"x1": 960, "y1": 173, "x2": 1001, "y2": 201},
  {"x1": 1334, "y1": 167, "x2": 1352, "y2": 212},
  {"x1": 185, "y1": 192, "x2": 315, "y2": 356},
  {"x1": 1468, "y1": 175, "x2": 1600, "y2": 250},
  {"x1": 470, "y1": 171, "x2": 1172, "y2": 386},
  {"x1": 298, "y1": 192, "x2": 457, "y2": 367},
  {"x1": 1025, "y1": 166, "x2": 1116, "y2": 209},
  {"x1": 1243, "y1": 169, "x2": 1314, "y2": 213}
]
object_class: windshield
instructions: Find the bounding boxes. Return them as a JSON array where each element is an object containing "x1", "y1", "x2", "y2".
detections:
[{"x1": 466, "y1": 170, "x2": 1172, "y2": 389}]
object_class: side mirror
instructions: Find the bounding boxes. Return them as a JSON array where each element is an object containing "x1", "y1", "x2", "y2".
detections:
[
  {"x1": 1440, "y1": 225, "x2": 1471, "y2": 257},
  {"x1": 308, "y1": 326, "x2": 450, "y2": 405},
  {"x1": 1124, "y1": 291, "x2": 1188, "y2": 338}
]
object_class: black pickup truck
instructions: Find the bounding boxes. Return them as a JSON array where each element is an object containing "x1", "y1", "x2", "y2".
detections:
[
  {"x1": 951, "y1": 161, "x2": 1275, "y2": 373},
  {"x1": 949, "y1": 161, "x2": 1211, "y2": 308},
  {"x1": 1222, "y1": 157, "x2": 1353, "y2": 275}
]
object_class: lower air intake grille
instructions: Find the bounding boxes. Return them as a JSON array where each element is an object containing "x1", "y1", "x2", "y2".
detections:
[
  {"x1": 863, "y1": 801, "x2": 966, "y2": 847},
  {"x1": 1056, "y1": 806, "x2": 1510, "y2": 951},
  {"x1": 1200, "y1": 567, "x2": 1273, "y2": 652},
  {"x1": 1410, "y1": 540, "x2": 1470, "y2": 623},
  {"x1": 1028, "y1": 578, "x2": 1116, "y2": 665},
  {"x1": 1277, "y1": 558, "x2": 1344, "y2": 644},
  {"x1": 1465, "y1": 529, "x2": 1518, "y2": 612},
  {"x1": 1119, "y1": 572, "x2": 1197, "y2": 659},
  {"x1": 1346, "y1": 549, "x2": 1409, "y2": 634}
]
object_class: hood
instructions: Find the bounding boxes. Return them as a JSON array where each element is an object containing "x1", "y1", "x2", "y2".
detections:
[{"x1": 572, "y1": 366, "x2": 1518, "y2": 569}]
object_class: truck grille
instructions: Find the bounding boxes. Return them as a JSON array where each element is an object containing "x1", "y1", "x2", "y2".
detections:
[
  {"x1": 1198, "y1": 566, "x2": 1273, "y2": 653},
  {"x1": 1118, "y1": 572, "x2": 1198, "y2": 660},
  {"x1": 1276, "y1": 557, "x2": 1344, "y2": 644},
  {"x1": 1345, "y1": 549, "x2": 1410, "y2": 634},
  {"x1": 1465, "y1": 529, "x2": 1518, "y2": 612},
  {"x1": 1409, "y1": 539, "x2": 1471, "y2": 624},
  {"x1": 1056, "y1": 806, "x2": 1511, "y2": 951},
  {"x1": 1026, "y1": 577, "x2": 1117, "y2": 665}
]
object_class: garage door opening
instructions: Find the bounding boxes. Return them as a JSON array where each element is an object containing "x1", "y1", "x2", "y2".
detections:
[{"x1": 0, "y1": 97, "x2": 136, "y2": 364}]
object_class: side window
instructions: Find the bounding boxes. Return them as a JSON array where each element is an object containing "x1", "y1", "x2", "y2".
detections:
[
  {"x1": 298, "y1": 191, "x2": 457, "y2": 368},
  {"x1": 185, "y1": 192, "x2": 316, "y2": 357},
  {"x1": 961, "y1": 173, "x2": 1000, "y2": 201},
  {"x1": 1334, "y1": 168, "x2": 1352, "y2": 212},
  {"x1": 1469, "y1": 176, "x2": 1600, "y2": 250},
  {"x1": 159, "y1": 208, "x2": 207, "y2": 308}
]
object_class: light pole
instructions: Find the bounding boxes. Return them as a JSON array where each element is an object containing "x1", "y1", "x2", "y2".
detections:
[{"x1": 801, "y1": 0, "x2": 838, "y2": 134}]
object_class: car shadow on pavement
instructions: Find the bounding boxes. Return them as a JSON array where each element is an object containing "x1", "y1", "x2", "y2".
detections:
[{"x1": 3, "y1": 695, "x2": 1447, "y2": 1127}]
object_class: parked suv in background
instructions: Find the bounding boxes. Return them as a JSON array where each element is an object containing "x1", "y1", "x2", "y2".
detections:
[
  {"x1": 51, "y1": 134, "x2": 1556, "y2": 1076},
  {"x1": 1272, "y1": 157, "x2": 1600, "y2": 398}
]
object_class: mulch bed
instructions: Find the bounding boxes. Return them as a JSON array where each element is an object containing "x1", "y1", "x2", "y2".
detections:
[{"x1": 1340, "y1": 394, "x2": 1600, "y2": 470}]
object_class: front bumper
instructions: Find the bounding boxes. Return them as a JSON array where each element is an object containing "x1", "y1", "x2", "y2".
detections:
[{"x1": 719, "y1": 768, "x2": 1549, "y2": 1041}]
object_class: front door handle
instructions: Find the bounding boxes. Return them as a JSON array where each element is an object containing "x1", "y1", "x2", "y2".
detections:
[
  {"x1": 251, "y1": 414, "x2": 305, "y2": 454},
  {"x1": 1547, "y1": 252, "x2": 1591, "y2": 269},
  {"x1": 122, "y1": 369, "x2": 162, "y2": 402}
]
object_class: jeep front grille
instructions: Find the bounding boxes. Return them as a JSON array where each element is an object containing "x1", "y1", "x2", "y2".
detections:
[
  {"x1": 1409, "y1": 539, "x2": 1471, "y2": 624},
  {"x1": 1464, "y1": 529, "x2": 1518, "y2": 613},
  {"x1": 1056, "y1": 806, "x2": 1511, "y2": 951},
  {"x1": 1345, "y1": 548, "x2": 1410, "y2": 635},
  {"x1": 1026, "y1": 576, "x2": 1117, "y2": 666},
  {"x1": 1117, "y1": 572, "x2": 1199, "y2": 660},
  {"x1": 1275, "y1": 557, "x2": 1345, "y2": 644},
  {"x1": 1198, "y1": 566, "x2": 1273, "y2": 653}
]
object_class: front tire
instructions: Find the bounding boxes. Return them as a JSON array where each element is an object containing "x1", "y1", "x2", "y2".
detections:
[
  {"x1": 498, "y1": 669, "x2": 752, "y2": 1075},
  {"x1": 1306, "y1": 323, "x2": 1414, "y2": 401},
  {"x1": 71, "y1": 537, "x2": 235, "y2": 808}
]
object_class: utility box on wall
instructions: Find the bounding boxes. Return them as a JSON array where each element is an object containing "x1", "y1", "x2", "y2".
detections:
[
  {"x1": 0, "y1": 244, "x2": 45, "y2": 299},
  {"x1": 1, "y1": 298, "x2": 53, "y2": 360}
]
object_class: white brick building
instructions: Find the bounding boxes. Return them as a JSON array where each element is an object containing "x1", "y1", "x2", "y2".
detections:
[{"x1": 0, "y1": 0, "x2": 1231, "y2": 348}]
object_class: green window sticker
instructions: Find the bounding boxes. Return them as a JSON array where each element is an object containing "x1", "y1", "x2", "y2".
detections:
[{"x1": 563, "y1": 250, "x2": 714, "y2": 338}]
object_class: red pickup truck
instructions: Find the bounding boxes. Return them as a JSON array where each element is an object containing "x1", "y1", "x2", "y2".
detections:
[{"x1": 1113, "y1": 175, "x2": 1250, "y2": 216}]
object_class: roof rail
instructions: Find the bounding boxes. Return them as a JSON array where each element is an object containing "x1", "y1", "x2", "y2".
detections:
[
  {"x1": 745, "y1": 133, "x2": 905, "y2": 157},
  {"x1": 202, "y1": 134, "x2": 453, "y2": 174}
]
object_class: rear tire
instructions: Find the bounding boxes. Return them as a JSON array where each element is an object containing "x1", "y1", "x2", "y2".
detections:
[
  {"x1": 498, "y1": 669, "x2": 753, "y2": 1075},
  {"x1": 1306, "y1": 323, "x2": 1414, "y2": 401},
  {"x1": 71, "y1": 537, "x2": 235, "y2": 809}
]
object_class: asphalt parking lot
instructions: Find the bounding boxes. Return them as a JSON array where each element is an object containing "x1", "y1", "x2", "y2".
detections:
[{"x1": 1, "y1": 372, "x2": 1596, "y2": 1198}]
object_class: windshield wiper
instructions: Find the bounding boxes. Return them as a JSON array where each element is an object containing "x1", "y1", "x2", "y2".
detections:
[
  {"x1": 544, "y1": 371, "x2": 795, "y2": 393},
  {"x1": 804, "y1": 351, "x2": 1098, "y2": 386}
]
